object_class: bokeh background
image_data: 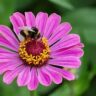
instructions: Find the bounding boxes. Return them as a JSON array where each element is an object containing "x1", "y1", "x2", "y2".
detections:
[{"x1": 0, "y1": 0, "x2": 96, "y2": 96}]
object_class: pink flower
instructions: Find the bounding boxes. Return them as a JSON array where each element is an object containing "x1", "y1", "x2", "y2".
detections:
[{"x1": 0, "y1": 12, "x2": 84, "y2": 90}]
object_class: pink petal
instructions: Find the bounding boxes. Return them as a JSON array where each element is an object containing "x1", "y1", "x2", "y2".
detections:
[
  {"x1": 0, "y1": 60, "x2": 23, "y2": 75},
  {"x1": 0, "y1": 26, "x2": 19, "y2": 51},
  {"x1": 46, "y1": 65, "x2": 75, "y2": 81},
  {"x1": 37, "y1": 67, "x2": 52, "y2": 86},
  {"x1": 49, "y1": 22, "x2": 72, "y2": 45},
  {"x1": 36, "y1": 12, "x2": 48, "y2": 36},
  {"x1": 43, "y1": 67, "x2": 62, "y2": 84},
  {"x1": 0, "y1": 53, "x2": 20, "y2": 61},
  {"x1": 0, "y1": 25, "x2": 19, "y2": 44},
  {"x1": 0, "y1": 47, "x2": 14, "y2": 53},
  {"x1": 77, "y1": 43, "x2": 84, "y2": 48},
  {"x1": 25, "y1": 12, "x2": 35, "y2": 28},
  {"x1": 0, "y1": 54, "x2": 22, "y2": 63},
  {"x1": 0, "y1": 53, "x2": 18, "y2": 58},
  {"x1": 10, "y1": 12, "x2": 25, "y2": 34},
  {"x1": 0, "y1": 56, "x2": 22, "y2": 63},
  {"x1": 3, "y1": 65, "x2": 25, "y2": 84},
  {"x1": 43, "y1": 13, "x2": 61, "y2": 39},
  {"x1": 48, "y1": 56, "x2": 81, "y2": 68},
  {"x1": 0, "y1": 59, "x2": 13, "y2": 63},
  {"x1": 50, "y1": 34, "x2": 80, "y2": 51},
  {"x1": 17, "y1": 67, "x2": 31, "y2": 86},
  {"x1": 51, "y1": 48, "x2": 84, "y2": 58},
  {"x1": 0, "y1": 36, "x2": 18, "y2": 51},
  {"x1": 27, "y1": 67, "x2": 39, "y2": 91}
]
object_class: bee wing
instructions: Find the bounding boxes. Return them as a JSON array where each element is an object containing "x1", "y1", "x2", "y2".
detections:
[{"x1": 18, "y1": 33, "x2": 25, "y2": 41}]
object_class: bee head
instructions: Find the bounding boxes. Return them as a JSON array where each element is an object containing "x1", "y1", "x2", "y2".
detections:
[
  {"x1": 20, "y1": 27, "x2": 40, "y2": 39},
  {"x1": 29, "y1": 27, "x2": 40, "y2": 39}
]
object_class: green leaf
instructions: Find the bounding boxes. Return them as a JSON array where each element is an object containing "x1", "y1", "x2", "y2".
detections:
[
  {"x1": 49, "y1": 0, "x2": 74, "y2": 10},
  {"x1": 49, "y1": 83, "x2": 73, "y2": 96},
  {"x1": 86, "y1": 44, "x2": 96, "y2": 74},
  {"x1": 15, "y1": 0, "x2": 35, "y2": 9},
  {"x1": 70, "y1": 0, "x2": 96, "y2": 8},
  {"x1": 38, "y1": 84, "x2": 57, "y2": 95},
  {"x1": 0, "y1": 0, "x2": 16, "y2": 25},
  {"x1": 0, "y1": 78, "x2": 29, "y2": 96},
  {"x1": 82, "y1": 76, "x2": 96, "y2": 96},
  {"x1": 73, "y1": 59, "x2": 93, "y2": 96},
  {"x1": 63, "y1": 8, "x2": 96, "y2": 44}
]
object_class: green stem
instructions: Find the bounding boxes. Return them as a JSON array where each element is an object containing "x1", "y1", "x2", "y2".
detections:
[{"x1": 30, "y1": 90, "x2": 38, "y2": 96}]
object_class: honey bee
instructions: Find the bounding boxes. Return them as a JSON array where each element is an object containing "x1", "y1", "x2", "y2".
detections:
[{"x1": 20, "y1": 27, "x2": 40, "y2": 39}]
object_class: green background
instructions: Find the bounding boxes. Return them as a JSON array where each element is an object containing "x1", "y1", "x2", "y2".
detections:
[{"x1": 0, "y1": 0, "x2": 96, "y2": 96}]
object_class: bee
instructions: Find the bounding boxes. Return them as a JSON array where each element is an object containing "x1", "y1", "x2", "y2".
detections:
[{"x1": 20, "y1": 27, "x2": 40, "y2": 39}]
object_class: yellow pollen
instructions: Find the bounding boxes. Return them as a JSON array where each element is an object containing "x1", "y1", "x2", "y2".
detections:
[{"x1": 18, "y1": 37, "x2": 50, "y2": 66}]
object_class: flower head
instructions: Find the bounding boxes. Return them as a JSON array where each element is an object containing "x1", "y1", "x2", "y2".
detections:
[{"x1": 0, "y1": 12, "x2": 84, "y2": 90}]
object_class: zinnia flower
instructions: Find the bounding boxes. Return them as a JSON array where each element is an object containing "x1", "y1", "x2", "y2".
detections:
[{"x1": 0, "y1": 12, "x2": 84, "y2": 90}]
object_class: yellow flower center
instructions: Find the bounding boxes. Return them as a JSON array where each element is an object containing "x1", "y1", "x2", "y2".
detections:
[{"x1": 18, "y1": 37, "x2": 50, "y2": 66}]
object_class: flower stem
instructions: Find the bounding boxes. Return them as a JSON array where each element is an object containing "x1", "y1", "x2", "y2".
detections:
[{"x1": 30, "y1": 90, "x2": 38, "y2": 96}]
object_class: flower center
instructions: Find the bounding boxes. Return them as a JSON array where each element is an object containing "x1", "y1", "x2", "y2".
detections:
[{"x1": 19, "y1": 37, "x2": 50, "y2": 66}]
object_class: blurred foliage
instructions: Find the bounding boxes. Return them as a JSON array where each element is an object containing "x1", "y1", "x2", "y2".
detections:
[
  {"x1": 0, "y1": 0, "x2": 96, "y2": 96},
  {"x1": 0, "y1": 0, "x2": 15, "y2": 25},
  {"x1": 50, "y1": 0, "x2": 74, "y2": 10}
]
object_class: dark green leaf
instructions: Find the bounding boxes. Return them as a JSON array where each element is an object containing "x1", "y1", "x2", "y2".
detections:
[
  {"x1": 49, "y1": 0, "x2": 74, "y2": 10},
  {"x1": 0, "y1": 0, "x2": 16, "y2": 25}
]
